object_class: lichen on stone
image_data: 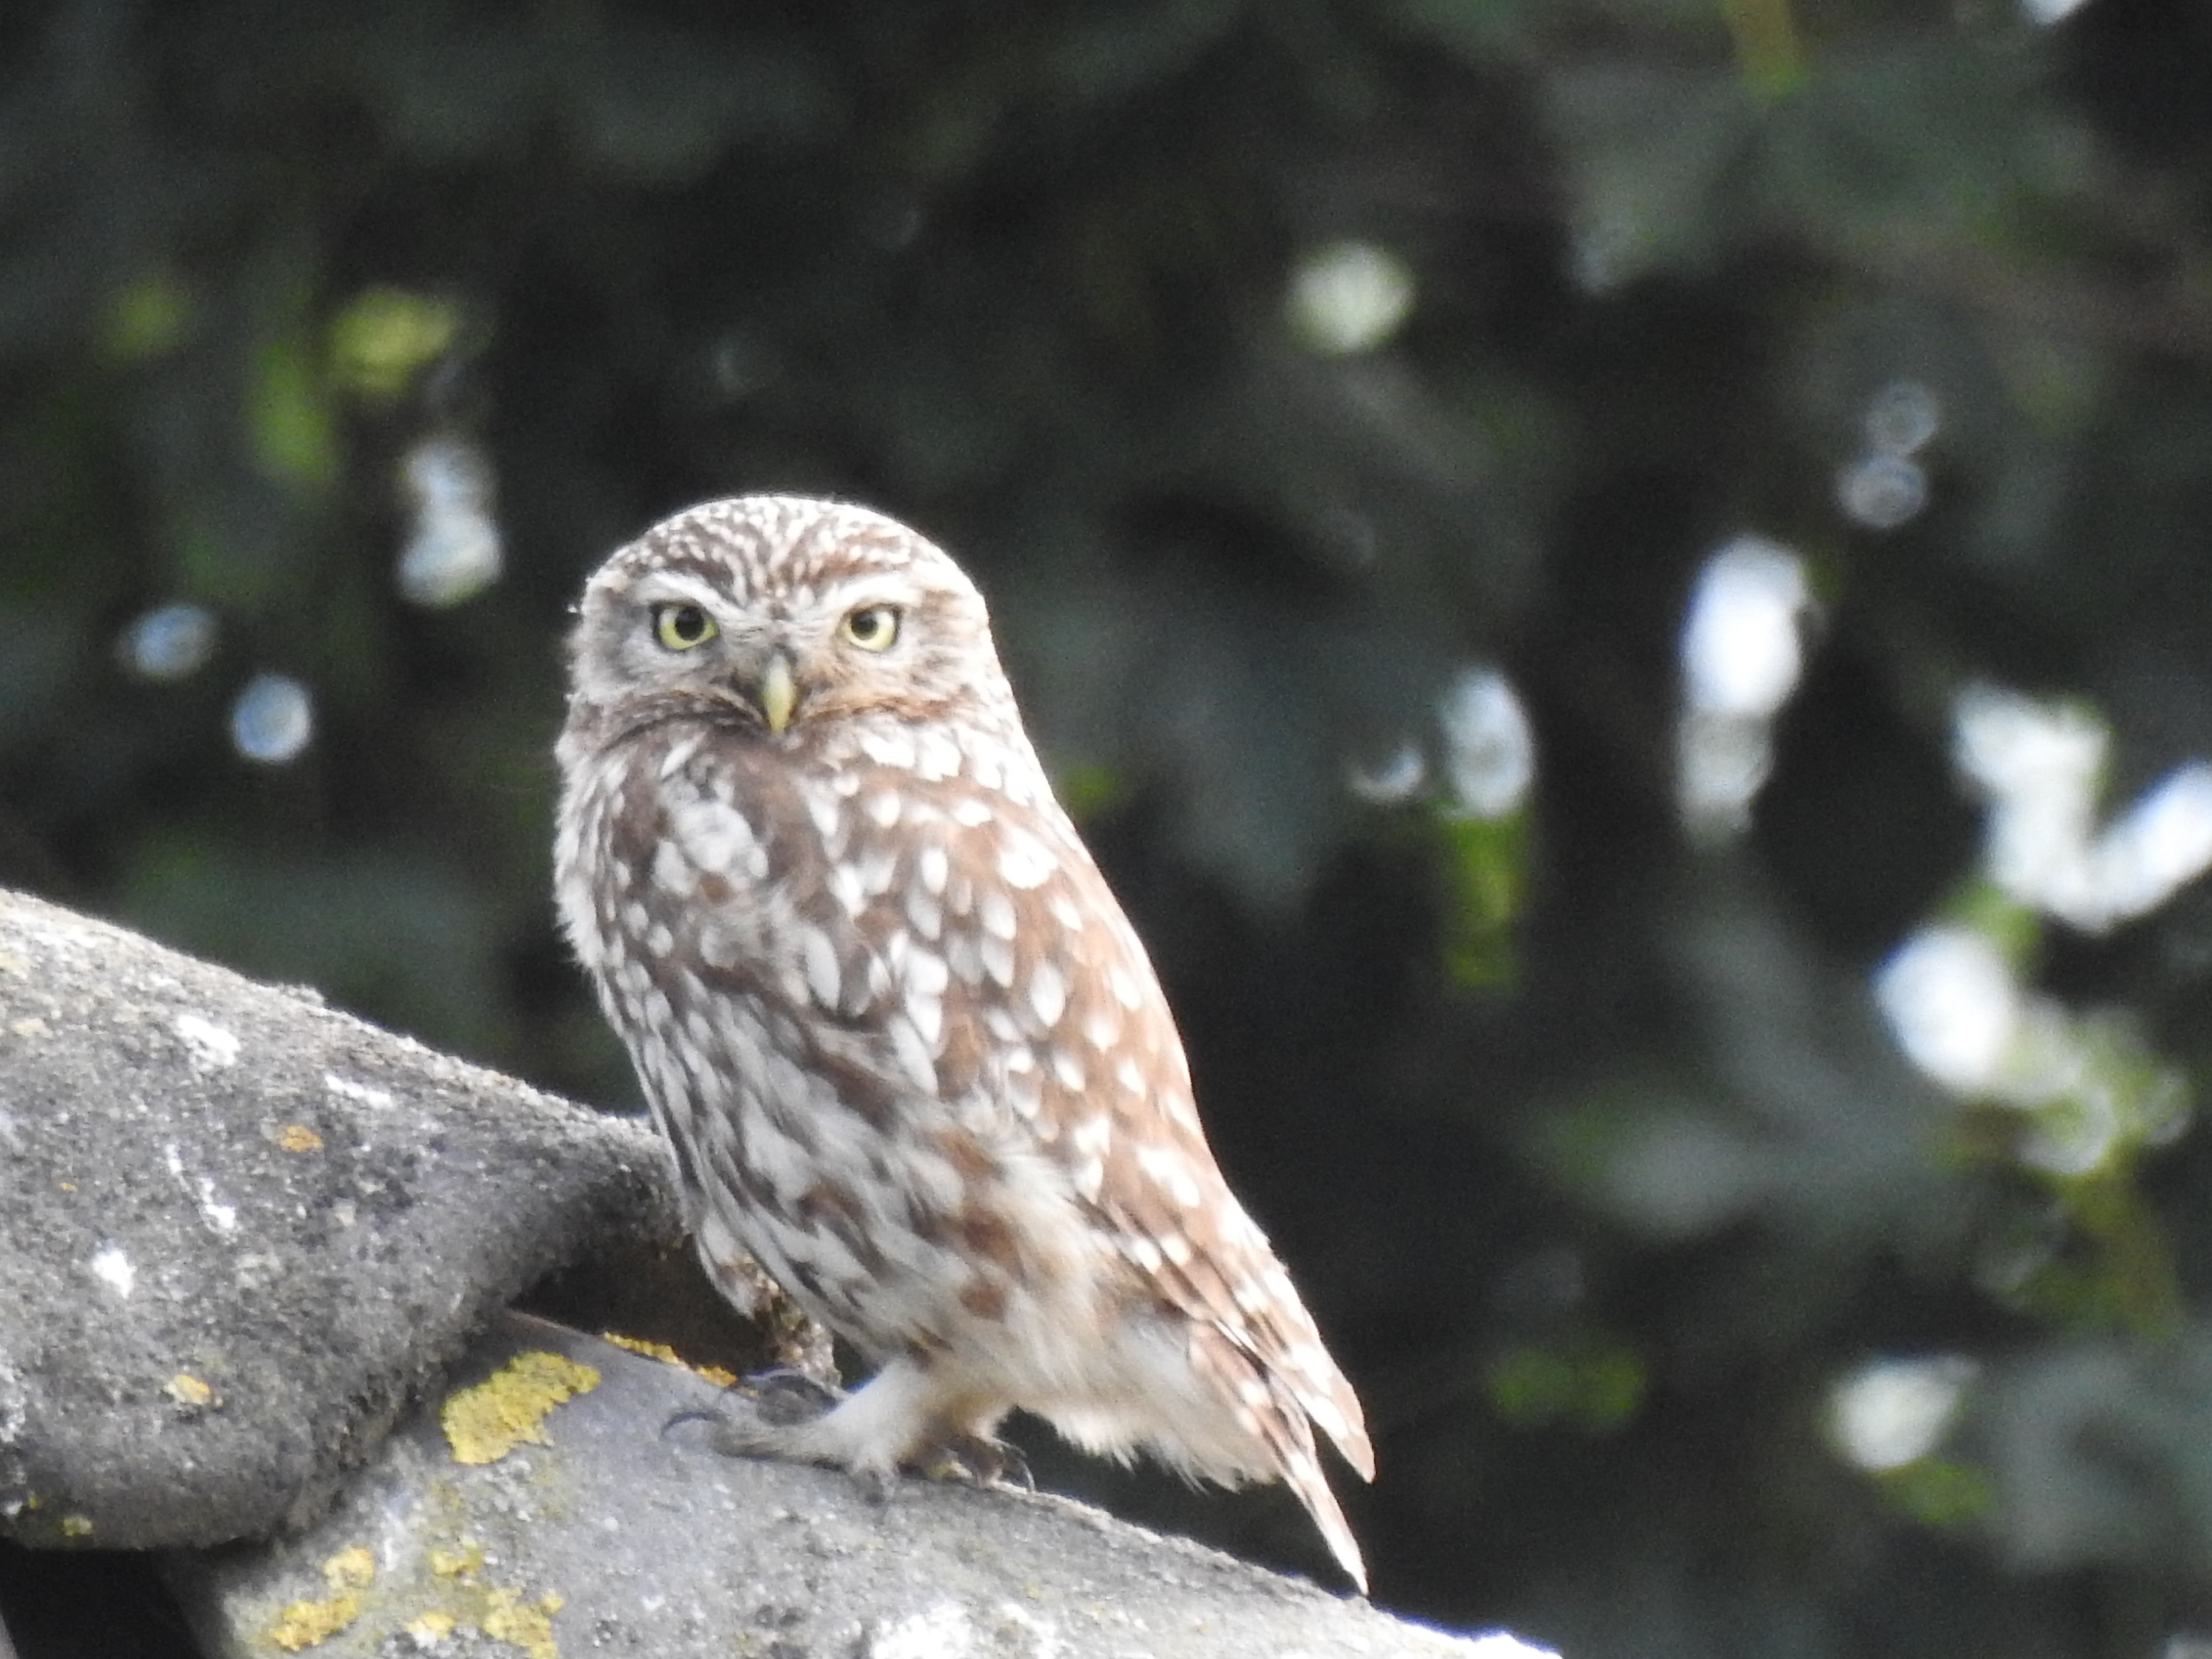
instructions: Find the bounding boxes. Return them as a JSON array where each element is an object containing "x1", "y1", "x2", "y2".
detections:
[
  {"x1": 266, "y1": 1544, "x2": 375, "y2": 1651},
  {"x1": 440, "y1": 1350, "x2": 600, "y2": 1466},
  {"x1": 601, "y1": 1330, "x2": 735, "y2": 1387},
  {"x1": 481, "y1": 1584, "x2": 565, "y2": 1659}
]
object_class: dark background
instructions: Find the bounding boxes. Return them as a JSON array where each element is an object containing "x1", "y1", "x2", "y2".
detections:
[{"x1": 10, "y1": 0, "x2": 2212, "y2": 1654}]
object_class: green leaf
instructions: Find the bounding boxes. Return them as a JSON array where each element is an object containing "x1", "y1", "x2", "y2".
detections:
[
  {"x1": 328, "y1": 286, "x2": 462, "y2": 401},
  {"x1": 250, "y1": 332, "x2": 338, "y2": 492},
  {"x1": 101, "y1": 271, "x2": 193, "y2": 362},
  {"x1": 1435, "y1": 808, "x2": 1528, "y2": 986}
]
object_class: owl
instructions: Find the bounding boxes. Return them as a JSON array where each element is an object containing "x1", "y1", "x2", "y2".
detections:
[{"x1": 553, "y1": 495, "x2": 1373, "y2": 1588}]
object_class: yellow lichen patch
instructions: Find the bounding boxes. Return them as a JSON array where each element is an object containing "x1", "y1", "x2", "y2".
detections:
[
  {"x1": 324, "y1": 1547, "x2": 375, "y2": 1590},
  {"x1": 407, "y1": 1610, "x2": 458, "y2": 1643},
  {"x1": 276, "y1": 1123, "x2": 324, "y2": 1152},
  {"x1": 441, "y1": 1351, "x2": 600, "y2": 1465},
  {"x1": 267, "y1": 1593, "x2": 358, "y2": 1651},
  {"x1": 601, "y1": 1332, "x2": 679, "y2": 1363},
  {"x1": 482, "y1": 1585, "x2": 564, "y2": 1659},
  {"x1": 601, "y1": 1331, "x2": 736, "y2": 1388},
  {"x1": 165, "y1": 1371, "x2": 216, "y2": 1408},
  {"x1": 58, "y1": 1514, "x2": 93, "y2": 1538},
  {"x1": 266, "y1": 1546, "x2": 376, "y2": 1651},
  {"x1": 429, "y1": 1540, "x2": 484, "y2": 1578}
]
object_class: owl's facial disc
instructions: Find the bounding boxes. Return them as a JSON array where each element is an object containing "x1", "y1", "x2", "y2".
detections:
[{"x1": 577, "y1": 521, "x2": 1000, "y2": 743}]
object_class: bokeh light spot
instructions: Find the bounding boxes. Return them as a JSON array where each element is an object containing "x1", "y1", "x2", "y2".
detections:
[
  {"x1": 1438, "y1": 666, "x2": 1535, "y2": 818},
  {"x1": 397, "y1": 436, "x2": 503, "y2": 607},
  {"x1": 117, "y1": 602, "x2": 217, "y2": 682},
  {"x1": 229, "y1": 673, "x2": 315, "y2": 764},
  {"x1": 1287, "y1": 240, "x2": 1416, "y2": 356},
  {"x1": 1828, "y1": 1356, "x2": 1976, "y2": 1471},
  {"x1": 1837, "y1": 453, "x2": 1928, "y2": 529}
]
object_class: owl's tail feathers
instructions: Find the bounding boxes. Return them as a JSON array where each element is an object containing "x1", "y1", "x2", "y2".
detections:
[
  {"x1": 1190, "y1": 1324, "x2": 1372, "y2": 1593},
  {"x1": 1291, "y1": 1377, "x2": 1374, "y2": 1593},
  {"x1": 1285, "y1": 1428, "x2": 1370, "y2": 1594},
  {"x1": 1306, "y1": 1365, "x2": 1376, "y2": 1482}
]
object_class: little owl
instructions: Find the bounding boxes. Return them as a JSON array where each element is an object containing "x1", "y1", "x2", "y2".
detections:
[{"x1": 553, "y1": 495, "x2": 1373, "y2": 1587}]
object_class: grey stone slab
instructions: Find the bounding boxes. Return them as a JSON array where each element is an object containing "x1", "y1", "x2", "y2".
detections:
[
  {"x1": 167, "y1": 1312, "x2": 1544, "y2": 1659},
  {"x1": 0, "y1": 890, "x2": 681, "y2": 1551}
]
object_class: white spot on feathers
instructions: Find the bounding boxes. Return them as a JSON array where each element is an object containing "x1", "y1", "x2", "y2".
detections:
[
  {"x1": 859, "y1": 843, "x2": 900, "y2": 897},
  {"x1": 860, "y1": 728, "x2": 918, "y2": 771},
  {"x1": 1108, "y1": 965, "x2": 1144, "y2": 1010},
  {"x1": 1028, "y1": 959, "x2": 1068, "y2": 1027},
  {"x1": 888, "y1": 1018, "x2": 938, "y2": 1092},
  {"x1": 657, "y1": 733, "x2": 704, "y2": 778},
  {"x1": 997, "y1": 829, "x2": 1053, "y2": 889},
  {"x1": 800, "y1": 927, "x2": 841, "y2": 1008},
  {"x1": 904, "y1": 948, "x2": 950, "y2": 998},
  {"x1": 1135, "y1": 1141, "x2": 1203, "y2": 1209},
  {"x1": 917, "y1": 843, "x2": 949, "y2": 895},
  {"x1": 652, "y1": 840, "x2": 697, "y2": 896},
  {"x1": 670, "y1": 796, "x2": 769, "y2": 883},
  {"x1": 914, "y1": 729, "x2": 962, "y2": 780},
  {"x1": 906, "y1": 889, "x2": 943, "y2": 940}
]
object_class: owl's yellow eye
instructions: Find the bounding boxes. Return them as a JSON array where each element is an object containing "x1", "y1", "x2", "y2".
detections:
[
  {"x1": 652, "y1": 603, "x2": 718, "y2": 651},
  {"x1": 840, "y1": 604, "x2": 901, "y2": 651}
]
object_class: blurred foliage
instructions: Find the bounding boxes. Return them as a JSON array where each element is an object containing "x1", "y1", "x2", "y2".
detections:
[{"x1": 11, "y1": 0, "x2": 2212, "y2": 1654}]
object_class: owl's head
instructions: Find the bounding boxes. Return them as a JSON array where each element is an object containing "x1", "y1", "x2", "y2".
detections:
[{"x1": 565, "y1": 496, "x2": 1016, "y2": 742}]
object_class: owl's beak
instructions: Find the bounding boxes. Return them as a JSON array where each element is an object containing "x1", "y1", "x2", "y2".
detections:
[{"x1": 757, "y1": 652, "x2": 797, "y2": 737}]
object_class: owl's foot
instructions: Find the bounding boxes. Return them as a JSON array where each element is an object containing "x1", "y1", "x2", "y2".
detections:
[
  {"x1": 917, "y1": 1430, "x2": 1033, "y2": 1491},
  {"x1": 680, "y1": 1368, "x2": 846, "y2": 1457},
  {"x1": 745, "y1": 1366, "x2": 847, "y2": 1427},
  {"x1": 687, "y1": 1368, "x2": 1028, "y2": 1493},
  {"x1": 692, "y1": 1400, "x2": 899, "y2": 1504},
  {"x1": 660, "y1": 1368, "x2": 840, "y2": 1454}
]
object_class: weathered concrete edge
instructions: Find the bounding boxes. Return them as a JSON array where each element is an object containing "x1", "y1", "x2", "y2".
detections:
[{"x1": 0, "y1": 889, "x2": 683, "y2": 1548}]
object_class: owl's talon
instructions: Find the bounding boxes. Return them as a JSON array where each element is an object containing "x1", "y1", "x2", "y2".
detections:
[
  {"x1": 661, "y1": 1405, "x2": 722, "y2": 1440},
  {"x1": 918, "y1": 1430, "x2": 1029, "y2": 1489},
  {"x1": 702, "y1": 1410, "x2": 784, "y2": 1460},
  {"x1": 744, "y1": 1366, "x2": 847, "y2": 1427}
]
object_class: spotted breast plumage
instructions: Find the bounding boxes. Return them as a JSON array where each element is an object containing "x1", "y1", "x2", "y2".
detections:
[{"x1": 553, "y1": 495, "x2": 1373, "y2": 1587}]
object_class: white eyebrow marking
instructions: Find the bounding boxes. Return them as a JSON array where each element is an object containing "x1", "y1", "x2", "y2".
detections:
[{"x1": 630, "y1": 571, "x2": 730, "y2": 611}]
